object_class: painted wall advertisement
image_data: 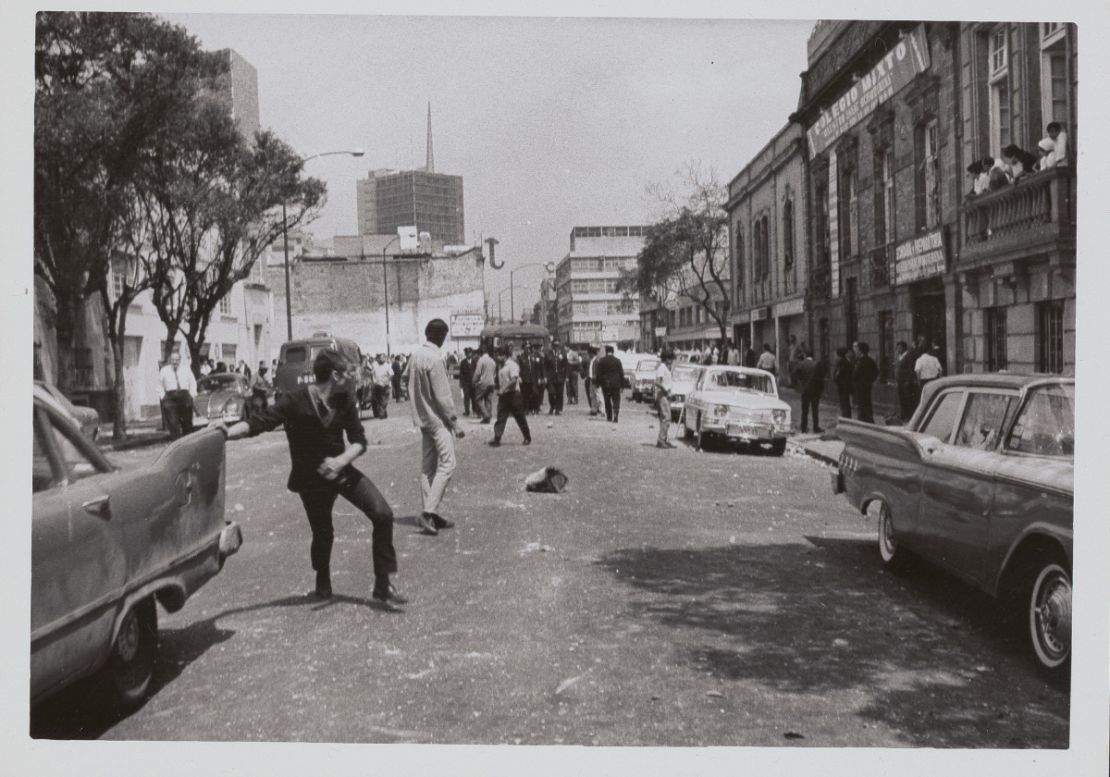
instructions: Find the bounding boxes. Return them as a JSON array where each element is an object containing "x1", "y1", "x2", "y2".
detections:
[
  {"x1": 806, "y1": 25, "x2": 930, "y2": 156},
  {"x1": 894, "y1": 228, "x2": 947, "y2": 286},
  {"x1": 450, "y1": 312, "x2": 484, "y2": 338}
]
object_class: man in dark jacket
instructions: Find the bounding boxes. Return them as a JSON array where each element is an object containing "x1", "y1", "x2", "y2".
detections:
[
  {"x1": 519, "y1": 342, "x2": 538, "y2": 414},
  {"x1": 795, "y1": 350, "x2": 826, "y2": 433},
  {"x1": 458, "y1": 347, "x2": 475, "y2": 416},
  {"x1": 894, "y1": 340, "x2": 919, "y2": 421},
  {"x1": 544, "y1": 339, "x2": 570, "y2": 415},
  {"x1": 851, "y1": 341, "x2": 879, "y2": 423},
  {"x1": 595, "y1": 345, "x2": 625, "y2": 423},
  {"x1": 833, "y1": 347, "x2": 853, "y2": 419},
  {"x1": 217, "y1": 349, "x2": 404, "y2": 609}
]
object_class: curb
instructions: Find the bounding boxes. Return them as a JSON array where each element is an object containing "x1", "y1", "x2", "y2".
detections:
[{"x1": 786, "y1": 435, "x2": 842, "y2": 467}]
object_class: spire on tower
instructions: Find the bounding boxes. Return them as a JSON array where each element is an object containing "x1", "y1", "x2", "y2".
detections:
[{"x1": 425, "y1": 101, "x2": 434, "y2": 174}]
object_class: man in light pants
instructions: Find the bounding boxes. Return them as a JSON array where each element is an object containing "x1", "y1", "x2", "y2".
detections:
[
  {"x1": 654, "y1": 350, "x2": 677, "y2": 449},
  {"x1": 409, "y1": 319, "x2": 465, "y2": 536}
]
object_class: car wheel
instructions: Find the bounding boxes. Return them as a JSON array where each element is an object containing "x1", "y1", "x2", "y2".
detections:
[
  {"x1": 1026, "y1": 562, "x2": 1071, "y2": 675},
  {"x1": 877, "y1": 502, "x2": 905, "y2": 569},
  {"x1": 105, "y1": 597, "x2": 158, "y2": 709},
  {"x1": 769, "y1": 439, "x2": 787, "y2": 457}
]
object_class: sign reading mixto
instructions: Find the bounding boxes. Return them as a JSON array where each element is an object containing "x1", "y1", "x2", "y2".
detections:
[
  {"x1": 894, "y1": 229, "x2": 947, "y2": 286},
  {"x1": 807, "y1": 25, "x2": 930, "y2": 156}
]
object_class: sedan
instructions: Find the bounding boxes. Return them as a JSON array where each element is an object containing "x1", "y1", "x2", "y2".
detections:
[
  {"x1": 32, "y1": 383, "x2": 242, "y2": 709},
  {"x1": 631, "y1": 357, "x2": 660, "y2": 402},
  {"x1": 682, "y1": 366, "x2": 791, "y2": 455},
  {"x1": 667, "y1": 364, "x2": 702, "y2": 422},
  {"x1": 193, "y1": 373, "x2": 256, "y2": 426},
  {"x1": 833, "y1": 374, "x2": 1073, "y2": 675}
]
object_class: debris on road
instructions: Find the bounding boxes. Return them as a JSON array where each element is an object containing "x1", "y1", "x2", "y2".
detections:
[
  {"x1": 555, "y1": 676, "x2": 581, "y2": 695},
  {"x1": 706, "y1": 690, "x2": 723, "y2": 698},
  {"x1": 525, "y1": 466, "x2": 568, "y2": 493},
  {"x1": 784, "y1": 731, "x2": 805, "y2": 740},
  {"x1": 522, "y1": 542, "x2": 554, "y2": 554}
]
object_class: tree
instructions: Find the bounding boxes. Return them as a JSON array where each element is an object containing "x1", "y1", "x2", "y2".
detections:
[
  {"x1": 34, "y1": 12, "x2": 228, "y2": 393},
  {"x1": 622, "y1": 165, "x2": 732, "y2": 347}
]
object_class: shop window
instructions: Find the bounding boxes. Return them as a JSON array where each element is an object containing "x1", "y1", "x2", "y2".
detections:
[
  {"x1": 986, "y1": 307, "x2": 1008, "y2": 371},
  {"x1": 1036, "y1": 300, "x2": 1065, "y2": 374}
]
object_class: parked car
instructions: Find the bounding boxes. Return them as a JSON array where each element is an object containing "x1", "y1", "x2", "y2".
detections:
[
  {"x1": 682, "y1": 366, "x2": 791, "y2": 455},
  {"x1": 831, "y1": 374, "x2": 1073, "y2": 675},
  {"x1": 35, "y1": 380, "x2": 100, "y2": 441},
  {"x1": 615, "y1": 350, "x2": 650, "y2": 390},
  {"x1": 667, "y1": 364, "x2": 702, "y2": 422},
  {"x1": 192, "y1": 373, "x2": 257, "y2": 426},
  {"x1": 274, "y1": 333, "x2": 372, "y2": 409},
  {"x1": 31, "y1": 383, "x2": 242, "y2": 708},
  {"x1": 630, "y1": 357, "x2": 660, "y2": 402}
]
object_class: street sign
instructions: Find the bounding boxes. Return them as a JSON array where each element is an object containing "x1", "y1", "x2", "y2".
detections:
[{"x1": 451, "y1": 312, "x2": 484, "y2": 337}]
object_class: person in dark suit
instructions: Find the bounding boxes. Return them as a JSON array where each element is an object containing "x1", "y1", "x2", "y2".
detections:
[
  {"x1": 833, "y1": 347, "x2": 853, "y2": 419},
  {"x1": 544, "y1": 339, "x2": 570, "y2": 415},
  {"x1": 851, "y1": 341, "x2": 879, "y2": 423},
  {"x1": 795, "y1": 350, "x2": 826, "y2": 433},
  {"x1": 519, "y1": 342, "x2": 538, "y2": 414},
  {"x1": 894, "y1": 340, "x2": 919, "y2": 421},
  {"x1": 595, "y1": 345, "x2": 625, "y2": 423},
  {"x1": 457, "y1": 348, "x2": 476, "y2": 416}
]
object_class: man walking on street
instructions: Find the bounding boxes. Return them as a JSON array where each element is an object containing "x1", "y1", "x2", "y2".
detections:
[
  {"x1": 833, "y1": 347, "x2": 854, "y2": 419},
  {"x1": 654, "y1": 350, "x2": 677, "y2": 449},
  {"x1": 409, "y1": 319, "x2": 466, "y2": 537},
  {"x1": 472, "y1": 345, "x2": 497, "y2": 424},
  {"x1": 519, "y1": 342, "x2": 539, "y2": 415},
  {"x1": 565, "y1": 347, "x2": 581, "y2": 405},
  {"x1": 795, "y1": 350, "x2": 826, "y2": 433},
  {"x1": 370, "y1": 353, "x2": 393, "y2": 419},
  {"x1": 851, "y1": 341, "x2": 879, "y2": 423},
  {"x1": 488, "y1": 345, "x2": 531, "y2": 447},
  {"x1": 215, "y1": 349, "x2": 405, "y2": 609},
  {"x1": 585, "y1": 346, "x2": 601, "y2": 415},
  {"x1": 458, "y1": 347, "x2": 475, "y2": 416},
  {"x1": 545, "y1": 339, "x2": 569, "y2": 415},
  {"x1": 158, "y1": 351, "x2": 197, "y2": 440},
  {"x1": 596, "y1": 345, "x2": 625, "y2": 423}
]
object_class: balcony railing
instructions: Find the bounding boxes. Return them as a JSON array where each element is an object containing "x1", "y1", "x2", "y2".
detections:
[
  {"x1": 867, "y1": 243, "x2": 892, "y2": 289},
  {"x1": 962, "y1": 167, "x2": 1076, "y2": 263}
]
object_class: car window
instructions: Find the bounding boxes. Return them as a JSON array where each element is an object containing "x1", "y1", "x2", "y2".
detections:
[
  {"x1": 954, "y1": 392, "x2": 1013, "y2": 450},
  {"x1": 708, "y1": 371, "x2": 773, "y2": 394},
  {"x1": 636, "y1": 359, "x2": 659, "y2": 371},
  {"x1": 283, "y1": 346, "x2": 306, "y2": 364},
  {"x1": 672, "y1": 366, "x2": 698, "y2": 381},
  {"x1": 919, "y1": 391, "x2": 964, "y2": 443},
  {"x1": 33, "y1": 410, "x2": 61, "y2": 493},
  {"x1": 48, "y1": 410, "x2": 104, "y2": 484},
  {"x1": 1005, "y1": 383, "x2": 1075, "y2": 457}
]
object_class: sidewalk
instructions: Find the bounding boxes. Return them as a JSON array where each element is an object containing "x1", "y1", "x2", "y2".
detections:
[
  {"x1": 95, "y1": 418, "x2": 171, "y2": 452},
  {"x1": 776, "y1": 383, "x2": 900, "y2": 468}
]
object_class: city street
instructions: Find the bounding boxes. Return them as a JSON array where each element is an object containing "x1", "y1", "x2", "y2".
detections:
[{"x1": 31, "y1": 390, "x2": 1069, "y2": 747}]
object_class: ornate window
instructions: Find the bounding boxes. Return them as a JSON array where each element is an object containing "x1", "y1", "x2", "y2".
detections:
[{"x1": 782, "y1": 196, "x2": 795, "y2": 270}]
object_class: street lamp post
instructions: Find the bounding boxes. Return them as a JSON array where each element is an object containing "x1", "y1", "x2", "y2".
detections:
[
  {"x1": 497, "y1": 285, "x2": 529, "y2": 323},
  {"x1": 282, "y1": 148, "x2": 365, "y2": 340},
  {"x1": 509, "y1": 261, "x2": 555, "y2": 323},
  {"x1": 381, "y1": 235, "x2": 399, "y2": 354}
]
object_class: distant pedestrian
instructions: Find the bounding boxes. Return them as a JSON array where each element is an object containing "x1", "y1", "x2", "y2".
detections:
[
  {"x1": 472, "y1": 345, "x2": 497, "y2": 423},
  {"x1": 544, "y1": 339, "x2": 569, "y2": 415},
  {"x1": 488, "y1": 345, "x2": 531, "y2": 447},
  {"x1": 370, "y1": 353, "x2": 392, "y2": 419},
  {"x1": 565, "y1": 347, "x2": 581, "y2": 405},
  {"x1": 833, "y1": 347, "x2": 853, "y2": 419},
  {"x1": 894, "y1": 340, "x2": 920, "y2": 421},
  {"x1": 409, "y1": 319, "x2": 465, "y2": 537},
  {"x1": 391, "y1": 354, "x2": 404, "y2": 401},
  {"x1": 756, "y1": 344, "x2": 777, "y2": 374},
  {"x1": 596, "y1": 345, "x2": 625, "y2": 423},
  {"x1": 158, "y1": 351, "x2": 197, "y2": 440},
  {"x1": 458, "y1": 347, "x2": 476, "y2": 416},
  {"x1": 251, "y1": 365, "x2": 271, "y2": 411},
  {"x1": 851, "y1": 341, "x2": 879, "y2": 423},
  {"x1": 585, "y1": 346, "x2": 601, "y2": 415},
  {"x1": 519, "y1": 342, "x2": 540, "y2": 415},
  {"x1": 199, "y1": 359, "x2": 213, "y2": 377},
  {"x1": 727, "y1": 342, "x2": 740, "y2": 366},
  {"x1": 654, "y1": 350, "x2": 677, "y2": 449},
  {"x1": 215, "y1": 348, "x2": 404, "y2": 608},
  {"x1": 914, "y1": 340, "x2": 944, "y2": 391},
  {"x1": 795, "y1": 350, "x2": 826, "y2": 433}
]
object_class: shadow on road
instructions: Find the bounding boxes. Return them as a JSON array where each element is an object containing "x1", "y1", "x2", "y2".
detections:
[
  {"x1": 30, "y1": 592, "x2": 376, "y2": 740},
  {"x1": 595, "y1": 538, "x2": 1068, "y2": 748}
]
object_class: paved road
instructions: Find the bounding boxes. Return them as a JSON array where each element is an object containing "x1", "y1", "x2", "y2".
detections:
[{"x1": 31, "y1": 391, "x2": 1069, "y2": 747}]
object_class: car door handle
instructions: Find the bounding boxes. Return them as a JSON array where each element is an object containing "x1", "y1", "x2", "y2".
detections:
[{"x1": 82, "y1": 495, "x2": 111, "y2": 519}]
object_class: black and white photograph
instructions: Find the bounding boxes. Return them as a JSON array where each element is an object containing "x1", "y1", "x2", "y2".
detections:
[{"x1": 4, "y1": 1, "x2": 1107, "y2": 775}]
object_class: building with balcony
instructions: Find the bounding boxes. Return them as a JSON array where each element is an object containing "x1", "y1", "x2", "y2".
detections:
[
  {"x1": 553, "y1": 226, "x2": 648, "y2": 347},
  {"x1": 725, "y1": 121, "x2": 808, "y2": 376}
]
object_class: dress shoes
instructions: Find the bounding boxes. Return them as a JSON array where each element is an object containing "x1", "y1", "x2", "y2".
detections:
[
  {"x1": 431, "y1": 514, "x2": 454, "y2": 530},
  {"x1": 314, "y1": 570, "x2": 333, "y2": 599},
  {"x1": 417, "y1": 513, "x2": 439, "y2": 535},
  {"x1": 372, "y1": 580, "x2": 408, "y2": 610}
]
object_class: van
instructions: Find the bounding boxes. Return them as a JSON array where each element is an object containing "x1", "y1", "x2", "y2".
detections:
[{"x1": 274, "y1": 334, "x2": 372, "y2": 408}]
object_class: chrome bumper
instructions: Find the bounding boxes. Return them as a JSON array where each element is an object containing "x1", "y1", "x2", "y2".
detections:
[{"x1": 218, "y1": 521, "x2": 243, "y2": 561}]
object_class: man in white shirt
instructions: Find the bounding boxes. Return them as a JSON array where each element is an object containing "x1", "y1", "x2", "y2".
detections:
[
  {"x1": 472, "y1": 347, "x2": 497, "y2": 424},
  {"x1": 408, "y1": 319, "x2": 465, "y2": 536},
  {"x1": 586, "y1": 346, "x2": 602, "y2": 416},
  {"x1": 914, "y1": 343, "x2": 944, "y2": 389},
  {"x1": 158, "y1": 351, "x2": 197, "y2": 439},
  {"x1": 1046, "y1": 122, "x2": 1068, "y2": 166},
  {"x1": 756, "y1": 344, "x2": 777, "y2": 374},
  {"x1": 654, "y1": 350, "x2": 677, "y2": 449},
  {"x1": 488, "y1": 345, "x2": 531, "y2": 447},
  {"x1": 370, "y1": 353, "x2": 393, "y2": 419}
]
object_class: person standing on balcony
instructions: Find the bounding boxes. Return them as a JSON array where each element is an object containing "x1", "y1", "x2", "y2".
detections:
[
  {"x1": 987, "y1": 156, "x2": 1011, "y2": 191},
  {"x1": 1046, "y1": 122, "x2": 1068, "y2": 166}
]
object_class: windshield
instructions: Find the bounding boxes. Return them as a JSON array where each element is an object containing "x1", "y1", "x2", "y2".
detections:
[
  {"x1": 636, "y1": 359, "x2": 659, "y2": 372},
  {"x1": 705, "y1": 370, "x2": 774, "y2": 394},
  {"x1": 198, "y1": 374, "x2": 243, "y2": 392},
  {"x1": 672, "y1": 366, "x2": 699, "y2": 381}
]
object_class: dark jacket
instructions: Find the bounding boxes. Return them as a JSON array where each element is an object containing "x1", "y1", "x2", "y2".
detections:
[
  {"x1": 247, "y1": 385, "x2": 367, "y2": 493},
  {"x1": 851, "y1": 355, "x2": 879, "y2": 393},
  {"x1": 544, "y1": 348, "x2": 569, "y2": 382},
  {"x1": 895, "y1": 348, "x2": 919, "y2": 383},
  {"x1": 595, "y1": 354, "x2": 625, "y2": 391},
  {"x1": 458, "y1": 355, "x2": 475, "y2": 385},
  {"x1": 833, "y1": 355, "x2": 854, "y2": 391},
  {"x1": 520, "y1": 350, "x2": 542, "y2": 384},
  {"x1": 795, "y1": 358, "x2": 825, "y2": 397}
]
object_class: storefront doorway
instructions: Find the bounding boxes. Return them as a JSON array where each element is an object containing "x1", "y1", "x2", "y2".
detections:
[{"x1": 911, "y1": 282, "x2": 947, "y2": 362}]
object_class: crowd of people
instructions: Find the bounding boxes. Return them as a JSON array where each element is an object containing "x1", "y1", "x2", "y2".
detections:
[{"x1": 967, "y1": 121, "x2": 1069, "y2": 195}]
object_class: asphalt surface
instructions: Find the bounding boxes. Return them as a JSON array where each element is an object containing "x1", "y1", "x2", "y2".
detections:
[{"x1": 31, "y1": 389, "x2": 1069, "y2": 747}]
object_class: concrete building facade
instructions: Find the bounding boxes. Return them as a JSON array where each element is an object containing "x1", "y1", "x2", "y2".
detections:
[
  {"x1": 356, "y1": 169, "x2": 465, "y2": 245},
  {"x1": 553, "y1": 226, "x2": 648, "y2": 348}
]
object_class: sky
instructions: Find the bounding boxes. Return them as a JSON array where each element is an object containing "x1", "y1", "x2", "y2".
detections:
[{"x1": 161, "y1": 13, "x2": 813, "y2": 315}]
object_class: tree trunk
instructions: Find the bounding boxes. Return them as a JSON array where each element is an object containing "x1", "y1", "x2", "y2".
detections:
[
  {"x1": 51, "y1": 291, "x2": 82, "y2": 394},
  {"x1": 110, "y1": 336, "x2": 128, "y2": 440}
]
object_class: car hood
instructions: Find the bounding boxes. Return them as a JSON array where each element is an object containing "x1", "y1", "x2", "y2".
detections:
[
  {"x1": 671, "y1": 379, "x2": 698, "y2": 395},
  {"x1": 194, "y1": 389, "x2": 241, "y2": 416},
  {"x1": 694, "y1": 388, "x2": 788, "y2": 411}
]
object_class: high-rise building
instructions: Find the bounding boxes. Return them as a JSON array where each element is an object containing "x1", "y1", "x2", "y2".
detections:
[
  {"x1": 215, "y1": 49, "x2": 260, "y2": 142},
  {"x1": 356, "y1": 104, "x2": 465, "y2": 245}
]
